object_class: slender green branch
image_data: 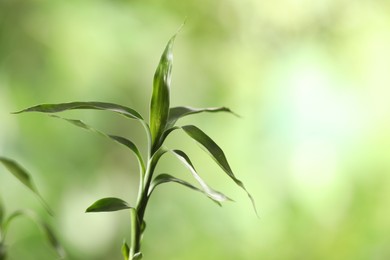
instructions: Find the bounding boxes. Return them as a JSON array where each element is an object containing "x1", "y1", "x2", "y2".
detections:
[
  {"x1": 129, "y1": 208, "x2": 141, "y2": 259},
  {"x1": 13, "y1": 30, "x2": 254, "y2": 259},
  {"x1": 130, "y1": 146, "x2": 166, "y2": 259},
  {"x1": 139, "y1": 120, "x2": 152, "y2": 160}
]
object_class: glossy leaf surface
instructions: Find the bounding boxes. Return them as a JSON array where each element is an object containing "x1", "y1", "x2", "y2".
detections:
[
  {"x1": 149, "y1": 173, "x2": 223, "y2": 205},
  {"x1": 171, "y1": 150, "x2": 232, "y2": 203},
  {"x1": 109, "y1": 135, "x2": 145, "y2": 174},
  {"x1": 167, "y1": 106, "x2": 237, "y2": 128},
  {"x1": 154, "y1": 126, "x2": 180, "y2": 150},
  {"x1": 50, "y1": 116, "x2": 145, "y2": 174},
  {"x1": 86, "y1": 197, "x2": 131, "y2": 212},
  {"x1": 181, "y1": 125, "x2": 258, "y2": 215},
  {"x1": 150, "y1": 34, "x2": 176, "y2": 146},
  {"x1": 15, "y1": 101, "x2": 143, "y2": 120}
]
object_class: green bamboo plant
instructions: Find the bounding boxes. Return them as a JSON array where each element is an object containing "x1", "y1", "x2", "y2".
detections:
[
  {"x1": 15, "y1": 31, "x2": 256, "y2": 259},
  {"x1": 0, "y1": 157, "x2": 64, "y2": 260}
]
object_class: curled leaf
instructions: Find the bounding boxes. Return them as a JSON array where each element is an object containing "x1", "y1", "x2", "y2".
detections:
[
  {"x1": 167, "y1": 106, "x2": 238, "y2": 128},
  {"x1": 181, "y1": 125, "x2": 258, "y2": 215},
  {"x1": 171, "y1": 150, "x2": 232, "y2": 203},
  {"x1": 86, "y1": 197, "x2": 131, "y2": 212},
  {"x1": 154, "y1": 126, "x2": 180, "y2": 151},
  {"x1": 109, "y1": 135, "x2": 145, "y2": 174},
  {"x1": 49, "y1": 115, "x2": 146, "y2": 175},
  {"x1": 149, "y1": 173, "x2": 224, "y2": 206}
]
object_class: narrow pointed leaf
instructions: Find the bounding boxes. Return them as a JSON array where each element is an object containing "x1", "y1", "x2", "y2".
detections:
[
  {"x1": 0, "y1": 157, "x2": 53, "y2": 215},
  {"x1": 109, "y1": 135, "x2": 145, "y2": 174},
  {"x1": 0, "y1": 157, "x2": 37, "y2": 192},
  {"x1": 122, "y1": 240, "x2": 130, "y2": 260},
  {"x1": 50, "y1": 115, "x2": 105, "y2": 136},
  {"x1": 3, "y1": 210, "x2": 65, "y2": 258},
  {"x1": 150, "y1": 34, "x2": 177, "y2": 147},
  {"x1": 50, "y1": 115, "x2": 145, "y2": 174},
  {"x1": 171, "y1": 150, "x2": 232, "y2": 203},
  {"x1": 181, "y1": 125, "x2": 258, "y2": 215},
  {"x1": 149, "y1": 146, "x2": 168, "y2": 178},
  {"x1": 149, "y1": 173, "x2": 223, "y2": 205},
  {"x1": 154, "y1": 126, "x2": 180, "y2": 150},
  {"x1": 86, "y1": 197, "x2": 131, "y2": 212},
  {"x1": 167, "y1": 106, "x2": 238, "y2": 128},
  {"x1": 14, "y1": 101, "x2": 143, "y2": 120},
  {"x1": 149, "y1": 173, "x2": 203, "y2": 194}
]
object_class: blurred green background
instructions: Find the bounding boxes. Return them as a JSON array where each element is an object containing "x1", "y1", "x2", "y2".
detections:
[{"x1": 1, "y1": 0, "x2": 390, "y2": 259}]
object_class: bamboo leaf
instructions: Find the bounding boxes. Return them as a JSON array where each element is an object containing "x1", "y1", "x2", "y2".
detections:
[
  {"x1": 86, "y1": 197, "x2": 131, "y2": 212},
  {"x1": 181, "y1": 125, "x2": 258, "y2": 215},
  {"x1": 0, "y1": 157, "x2": 37, "y2": 193},
  {"x1": 50, "y1": 115, "x2": 105, "y2": 136},
  {"x1": 0, "y1": 157, "x2": 53, "y2": 215},
  {"x1": 149, "y1": 173, "x2": 224, "y2": 205},
  {"x1": 122, "y1": 240, "x2": 130, "y2": 260},
  {"x1": 109, "y1": 135, "x2": 146, "y2": 174},
  {"x1": 49, "y1": 115, "x2": 145, "y2": 174},
  {"x1": 14, "y1": 101, "x2": 143, "y2": 120},
  {"x1": 3, "y1": 210, "x2": 65, "y2": 258},
  {"x1": 167, "y1": 106, "x2": 238, "y2": 128},
  {"x1": 149, "y1": 146, "x2": 168, "y2": 176},
  {"x1": 154, "y1": 126, "x2": 180, "y2": 151},
  {"x1": 171, "y1": 150, "x2": 232, "y2": 203},
  {"x1": 150, "y1": 34, "x2": 177, "y2": 147}
]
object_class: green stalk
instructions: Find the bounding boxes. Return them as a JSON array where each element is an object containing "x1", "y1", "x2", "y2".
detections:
[
  {"x1": 129, "y1": 208, "x2": 141, "y2": 259},
  {"x1": 139, "y1": 121, "x2": 152, "y2": 160},
  {"x1": 129, "y1": 140, "x2": 166, "y2": 259},
  {"x1": 134, "y1": 121, "x2": 153, "y2": 258},
  {"x1": 129, "y1": 139, "x2": 154, "y2": 259}
]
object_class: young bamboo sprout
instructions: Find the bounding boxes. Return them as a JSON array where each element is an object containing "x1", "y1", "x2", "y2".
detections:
[{"x1": 15, "y1": 31, "x2": 256, "y2": 260}]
